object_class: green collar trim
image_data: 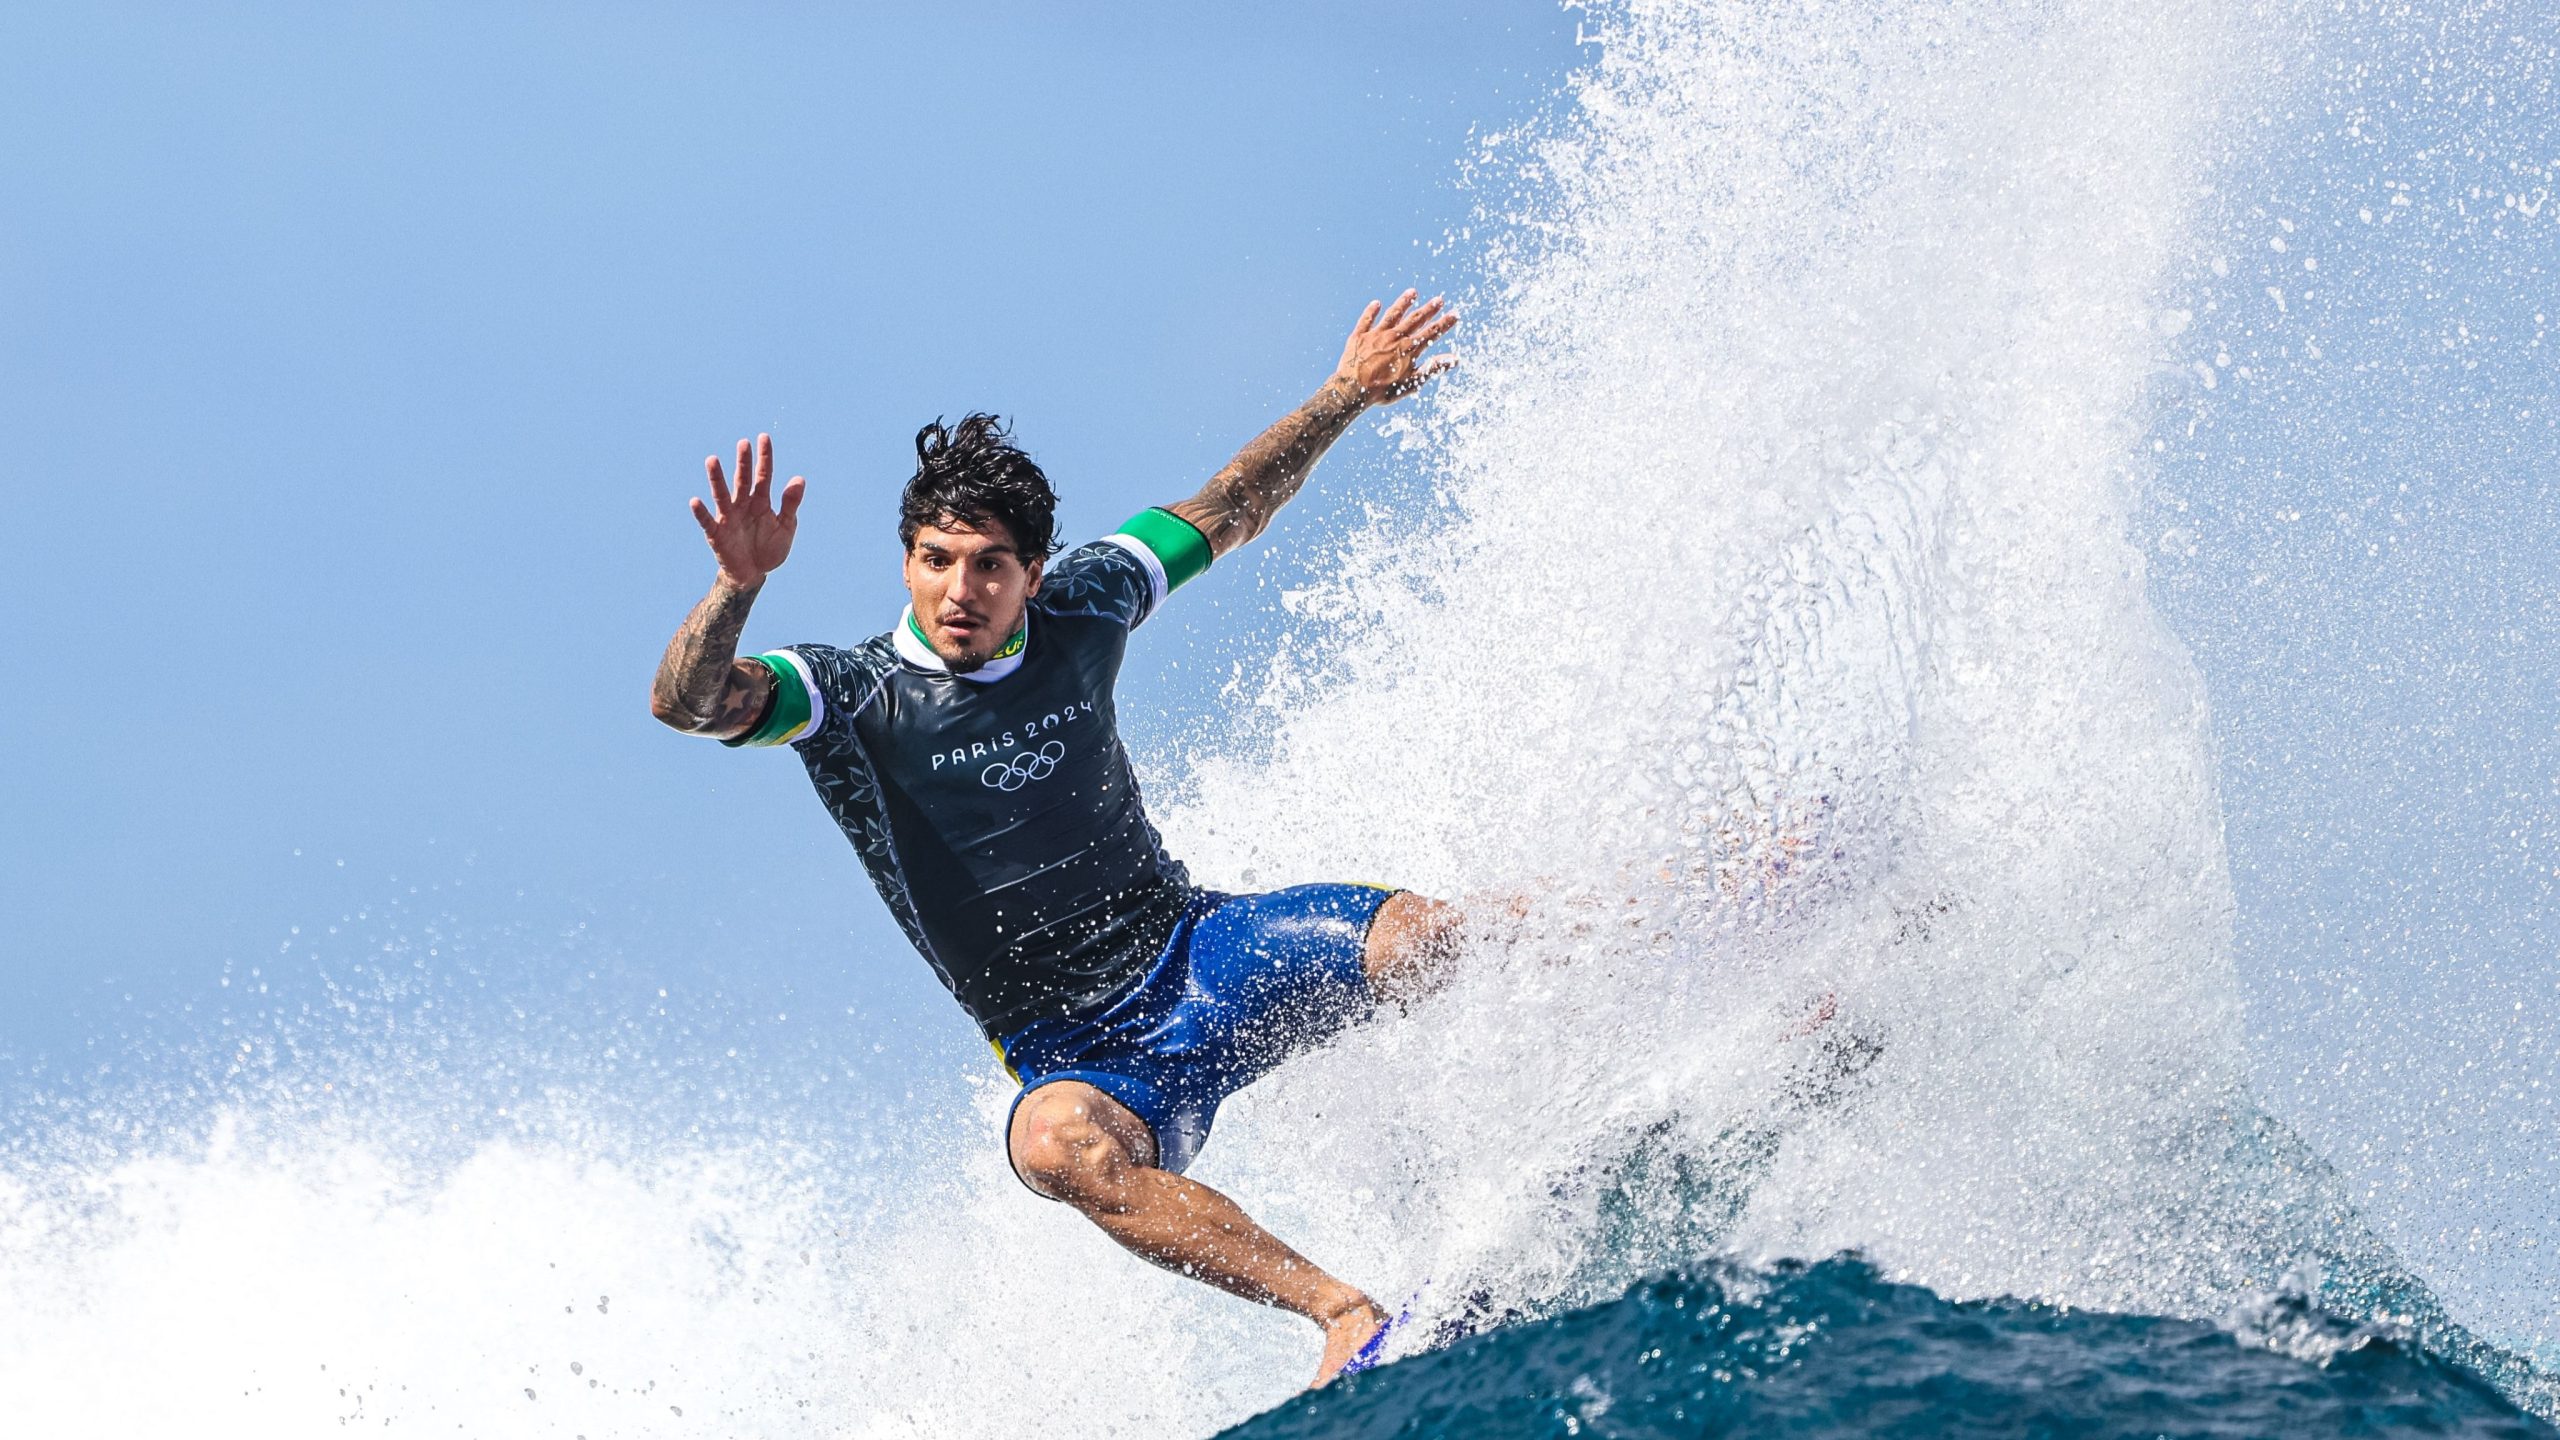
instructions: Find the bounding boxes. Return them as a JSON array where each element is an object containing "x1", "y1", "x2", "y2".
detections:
[{"x1": 906, "y1": 609, "x2": 1027, "y2": 664}]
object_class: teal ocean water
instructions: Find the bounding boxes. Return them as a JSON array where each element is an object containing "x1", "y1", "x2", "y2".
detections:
[{"x1": 1237, "y1": 1258, "x2": 2553, "y2": 1439}]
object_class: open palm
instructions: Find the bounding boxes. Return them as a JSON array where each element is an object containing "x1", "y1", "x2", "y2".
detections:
[
  {"x1": 691, "y1": 433, "x2": 805, "y2": 588},
  {"x1": 1336, "y1": 289, "x2": 1459, "y2": 404}
]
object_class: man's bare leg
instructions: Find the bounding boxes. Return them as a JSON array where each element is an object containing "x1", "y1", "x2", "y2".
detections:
[
  {"x1": 1009, "y1": 1081, "x2": 1388, "y2": 1385},
  {"x1": 1360, "y1": 890, "x2": 1469, "y2": 1004},
  {"x1": 1006, "y1": 894, "x2": 1472, "y2": 1387}
]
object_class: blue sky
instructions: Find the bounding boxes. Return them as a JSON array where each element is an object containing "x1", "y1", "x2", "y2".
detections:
[{"x1": 0, "y1": 3, "x2": 1586, "y2": 1092}]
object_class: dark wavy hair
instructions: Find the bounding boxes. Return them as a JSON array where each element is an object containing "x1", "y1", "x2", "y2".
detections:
[{"x1": 897, "y1": 413, "x2": 1062, "y2": 559}]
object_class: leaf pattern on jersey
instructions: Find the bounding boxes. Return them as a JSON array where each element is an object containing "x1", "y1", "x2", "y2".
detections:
[
  {"x1": 1036, "y1": 541, "x2": 1155, "y2": 628},
  {"x1": 775, "y1": 639, "x2": 947, "y2": 977}
]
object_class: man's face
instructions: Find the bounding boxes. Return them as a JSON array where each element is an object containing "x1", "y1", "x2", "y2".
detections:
[{"x1": 903, "y1": 518, "x2": 1043, "y2": 673}]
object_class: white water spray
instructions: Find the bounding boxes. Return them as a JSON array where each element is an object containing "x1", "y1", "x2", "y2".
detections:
[{"x1": 1176, "y1": 0, "x2": 2257, "y2": 1324}]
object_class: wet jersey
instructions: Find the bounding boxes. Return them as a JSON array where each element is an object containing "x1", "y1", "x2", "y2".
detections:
[{"x1": 726, "y1": 509, "x2": 1215, "y2": 1039}]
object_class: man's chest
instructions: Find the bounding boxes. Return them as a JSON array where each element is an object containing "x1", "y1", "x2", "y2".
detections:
[{"x1": 856, "y1": 659, "x2": 1128, "y2": 824}]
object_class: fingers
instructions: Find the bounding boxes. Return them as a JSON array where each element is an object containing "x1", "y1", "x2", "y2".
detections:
[
  {"x1": 1377, "y1": 288, "x2": 1418, "y2": 331},
  {"x1": 776, "y1": 475, "x2": 806, "y2": 524},
  {"x1": 705, "y1": 453, "x2": 735, "y2": 517},
  {"x1": 1387, "y1": 354, "x2": 1459, "y2": 400},
  {"x1": 1352, "y1": 298, "x2": 1382, "y2": 335},
  {"x1": 690, "y1": 495, "x2": 719, "y2": 537},
  {"x1": 1399, "y1": 296, "x2": 1449, "y2": 337},
  {"x1": 706, "y1": 436, "x2": 787, "y2": 522},
  {"x1": 1412, "y1": 309, "x2": 1459, "y2": 348}
]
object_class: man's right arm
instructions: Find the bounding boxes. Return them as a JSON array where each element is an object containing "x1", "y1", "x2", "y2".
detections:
[
  {"x1": 650, "y1": 433, "x2": 805, "y2": 741},
  {"x1": 650, "y1": 578, "x2": 775, "y2": 740}
]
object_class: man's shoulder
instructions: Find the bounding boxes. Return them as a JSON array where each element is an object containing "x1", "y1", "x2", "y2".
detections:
[
  {"x1": 1042, "y1": 536, "x2": 1149, "y2": 589},
  {"x1": 1036, "y1": 537, "x2": 1157, "y2": 627},
  {"x1": 766, "y1": 635, "x2": 900, "y2": 702}
]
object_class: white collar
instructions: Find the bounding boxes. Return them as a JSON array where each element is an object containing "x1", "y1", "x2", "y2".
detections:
[{"x1": 895, "y1": 606, "x2": 1027, "y2": 684}]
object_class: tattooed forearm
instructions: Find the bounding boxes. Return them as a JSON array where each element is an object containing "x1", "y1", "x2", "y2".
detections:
[
  {"x1": 650, "y1": 577, "x2": 773, "y2": 737},
  {"x1": 1170, "y1": 374, "x2": 1368, "y2": 557}
]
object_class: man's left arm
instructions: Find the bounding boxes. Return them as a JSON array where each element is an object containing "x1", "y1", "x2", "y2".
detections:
[{"x1": 1166, "y1": 289, "x2": 1458, "y2": 560}]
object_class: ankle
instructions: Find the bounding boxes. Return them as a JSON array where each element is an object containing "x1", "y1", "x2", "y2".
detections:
[{"x1": 1312, "y1": 1287, "x2": 1380, "y2": 1327}]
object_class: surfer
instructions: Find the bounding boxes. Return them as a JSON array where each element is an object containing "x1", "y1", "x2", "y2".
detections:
[{"x1": 650, "y1": 291, "x2": 1460, "y2": 1385}]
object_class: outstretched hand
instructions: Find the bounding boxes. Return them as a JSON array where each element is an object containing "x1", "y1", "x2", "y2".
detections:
[
  {"x1": 1334, "y1": 289, "x2": 1459, "y2": 406},
  {"x1": 690, "y1": 433, "x2": 805, "y2": 589}
]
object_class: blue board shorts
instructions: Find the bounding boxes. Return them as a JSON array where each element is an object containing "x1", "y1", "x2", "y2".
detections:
[{"x1": 995, "y1": 882, "x2": 1395, "y2": 1184}]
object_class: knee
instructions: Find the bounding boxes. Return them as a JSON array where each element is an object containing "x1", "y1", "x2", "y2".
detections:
[
  {"x1": 1364, "y1": 892, "x2": 1467, "y2": 1000},
  {"x1": 1406, "y1": 896, "x2": 1467, "y2": 959},
  {"x1": 1009, "y1": 1091, "x2": 1131, "y2": 1206}
]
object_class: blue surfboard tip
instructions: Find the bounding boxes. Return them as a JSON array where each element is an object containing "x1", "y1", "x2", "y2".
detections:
[{"x1": 1336, "y1": 1288, "x2": 1426, "y2": 1378}]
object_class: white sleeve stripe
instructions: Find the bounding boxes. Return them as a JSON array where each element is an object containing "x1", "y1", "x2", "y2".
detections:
[
  {"x1": 769, "y1": 648, "x2": 826, "y2": 739},
  {"x1": 1098, "y1": 532, "x2": 1169, "y2": 622}
]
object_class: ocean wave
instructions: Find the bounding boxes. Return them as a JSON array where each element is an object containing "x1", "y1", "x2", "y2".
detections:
[{"x1": 1231, "y1": 1255, "x2": 2555, "y2": 1439}]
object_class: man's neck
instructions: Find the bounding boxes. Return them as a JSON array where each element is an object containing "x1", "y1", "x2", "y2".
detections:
[{"x1": 899, "y1": 608, "x2": 1028, "y2": 682}]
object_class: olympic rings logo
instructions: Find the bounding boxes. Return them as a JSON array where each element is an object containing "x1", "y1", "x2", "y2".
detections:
[{"x1": 981, "y1": 741, "x2": 1068, "y2": 792}]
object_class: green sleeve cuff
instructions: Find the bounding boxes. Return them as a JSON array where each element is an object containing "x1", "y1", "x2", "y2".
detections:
[
  {"x1": 723, "y1": 652, "x2": 818, "y2": 747},
  {"x1": 1113, "y1": 507, "x2": 1214, "y2": 595}
]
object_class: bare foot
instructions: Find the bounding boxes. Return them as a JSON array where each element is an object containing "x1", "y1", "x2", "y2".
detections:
[{"x1": 1311, "y1": 1297, "x2": 1391, "y2": 1388}]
